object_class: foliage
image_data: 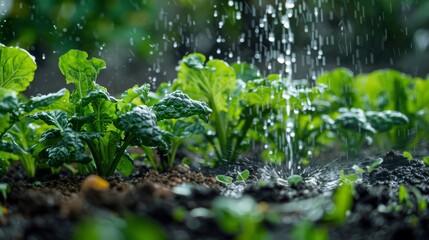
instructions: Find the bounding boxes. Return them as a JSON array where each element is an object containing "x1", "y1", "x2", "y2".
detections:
[
  {"x1": 216, "y1": 169, "x2": 250, "y2": 185},
  {"x1": 287, "y1": 175, "x2": 303, "y2": 186},
  {"x1": 33, "y1": 50, "x2": 211, "y2": 176},
  {"x1": 0, "y1": 45, "x2": 66, "y2": 177}
]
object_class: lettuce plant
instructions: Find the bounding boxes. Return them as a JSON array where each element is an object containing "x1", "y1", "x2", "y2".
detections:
[
  {"x1": 0, "y1": 45, "x2": 66, "y2": 177},
  {"x1": 32, "y1": 50, "x2": 211, "y2": 176}
]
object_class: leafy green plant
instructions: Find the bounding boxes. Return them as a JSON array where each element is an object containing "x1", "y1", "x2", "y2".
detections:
[
  {"x1": 31, "y1": 50, "x2": 211, "y2": 176},
  {"x1": 0, "y1": 45, "x2": 67, "y2": 177},
  {"x1": 403, "y1": 151, "x2": 413, "y2": 161}
]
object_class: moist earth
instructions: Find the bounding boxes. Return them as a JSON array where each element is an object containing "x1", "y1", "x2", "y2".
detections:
[{"x1": 1, "y1": 151, "x2": 429, "y2": 240}]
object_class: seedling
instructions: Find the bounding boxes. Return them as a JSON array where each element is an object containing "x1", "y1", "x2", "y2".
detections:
[
  {"x1": 403, "y1": 151, "x2": 413, "y2": 161},
  {"x1": 287, "y1": 175, "x2": 303, "y2": 186},
  {"x1": 216, "y1": 169, "x2": 250, "y2": 185}
]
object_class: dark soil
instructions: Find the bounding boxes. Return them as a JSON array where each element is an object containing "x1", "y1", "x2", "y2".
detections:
[{"x1": 1, "y1": 151, "x2": 429, "y2": 240}]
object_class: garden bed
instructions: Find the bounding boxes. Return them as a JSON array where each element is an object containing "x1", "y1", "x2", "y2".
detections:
[{"x1": 1, "y1": 150, "x2": 429, "y2": 240}]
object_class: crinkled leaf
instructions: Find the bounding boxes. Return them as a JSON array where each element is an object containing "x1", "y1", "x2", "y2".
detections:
[
  {"x1": 116, "y1": 106, "x2": 167, "y2": 149},
  {"x1": 152, "y1": 90, "x2": 212, "y2": 122},
  {"x1": 23, "y1": 88, "x2": 67, "y2": 113},
  {"x1": 78, "y1": 89, "x2": 116, "y2": 109},
  {"x1": 366, "y1": 110, "x2": 408, "y2": 132},
  {"x1": 335, "y1": 108, "x2": 376, "y2": 134},
  {"x1": 58, "y1": 50, "x2": 106, "y2": 103},
  {"x1": 0, "y1": 44, "x2": 37, "y2": 92},
  {"x1": 38, "y1": 129, "x2": 99, "y2": 167},
  {"x1": 30, "y1": 111, "x2": 69, "y2": 129},
  {"x1": 174, "y1": 53, "x2": 236, "y2": 112}
]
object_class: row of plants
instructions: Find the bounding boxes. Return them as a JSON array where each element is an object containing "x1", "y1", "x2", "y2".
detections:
[{"x1": 1, "y1": 43, "x2": 428, "y2": 179}]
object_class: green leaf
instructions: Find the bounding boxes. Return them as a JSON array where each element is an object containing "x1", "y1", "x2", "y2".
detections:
[
  {"x1": 236, "y1": 169, "x2": 250, "y2": 181},
  {"x1": 316, "y1": 68, "x2": 355, "y2": 107},
  {"x1": 403, "y1": 151, "x2": 413, "y2": 161},
  {"x1": 0, "y1": 88, "x2": 19, "y2": 114},
  {"x1": 152, "y1": 90, "x2": 212, "y2": 122},
  {"x1": 174, "y1": 53, "x2": 236, "y2": 112},
  {"x1": 366, "y1": 157, "x2": 383, "y2": 172},
  {"x1": 335, "y1": 108, "x2": 376, "y2": 134},
  {"x1": 215, "y1": 175, "x2": 233, "y2": 185},
  {"x1": 323, "y1": 183, "x2": 354, "y2": 224},
  {"x1": 30, "y1": 111, "x2": 69, "y2": 129},
  {"x1": 287, "y1": 175, "x2": 303, "y2": 186},
  {"x1": 398, "y1": 185, "x2": 409, "y2": 204},
  {"x1": 23, "y1": 88, "x2": 67, "y2": 113},
  {"x1": 231, "y1": 62, "x2": 261, "y2": 82},
  {"x1": 58, "y1": 49, "x2": 106, "y2": 103},
  {"x1": 116, "y1": 106, "x2": 167, "y2": 149},
  {"x1": 120, "y1": 84, "x2": 150, "y2": 105},
  {"x1": 116, "y1": 154, "x2": 134, "y2": 177},
  {"x1": 0, "y1": 44, "x2": 37, "y2": 92}
]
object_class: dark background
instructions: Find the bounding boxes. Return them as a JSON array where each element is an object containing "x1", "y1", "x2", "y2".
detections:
[{"x1": 1, "y1": 0, "x2": 428, "y2": 96}]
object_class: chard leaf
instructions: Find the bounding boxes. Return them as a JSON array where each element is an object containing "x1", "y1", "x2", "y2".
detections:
[
  {"x1": 58, "y1": 50, "x2": 106, "y2": 103},
  {"x1": 0, "y1": 45, "x2": 37, "y2": 92},
  {"x1": 116, "y1": 106, "x2": 167, "y2": 149},
  {"x1": 23, "y1": 88, "x2": 67, "y2": 113},
  {"x1": 174, "y1": 53, "x2": 236, "y2": 112},
  {"x1": 152, "y1": 90, "x2": 212, "y2": 122},
  {"x1": 30, "y1": 111, "x2": 69, "y2": 129}
]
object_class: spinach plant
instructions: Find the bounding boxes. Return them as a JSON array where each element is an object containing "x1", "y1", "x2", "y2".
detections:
[
  {"x1": 32, "y1": 50, "x2": 211, "y2": 176},
  {"x1": 0, "y1": 44, "x2": 66, "y2": 177}
]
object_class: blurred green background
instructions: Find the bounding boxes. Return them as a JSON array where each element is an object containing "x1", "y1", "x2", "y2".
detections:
[{"x1": 1, "y1": 0, "x2": 428, "y2": 95}]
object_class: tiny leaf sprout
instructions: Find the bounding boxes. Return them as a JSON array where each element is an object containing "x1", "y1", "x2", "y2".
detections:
[
  {"x1": 403, "y1": 151, "x2": 413, "y2": 161},
  {"x1": 216, "y1": 175, "x2": 233, "y2": 185},
  {"x1": 236, "y1": 169, "x2": 250, "y2": 181},
  {"x1": 287, "y1": 175, "x2": 303, "y2": 186},
  {"x1": 422, "y1": 156, "x2": 429, "y2": 166}
]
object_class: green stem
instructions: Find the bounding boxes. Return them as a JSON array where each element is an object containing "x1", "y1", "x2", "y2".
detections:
[
  {"x1": 141, "y1": 145, "x2": 158, "y2": 170},
  {"x1": 168, "y1": 140, "x2": 180, "y2": 168},
  {"x1": 208, "y1": 95, "x2": 228, "y2": 161},
  {"x1": 107, "y1": 133, "x2": 134, "y2": 176}
]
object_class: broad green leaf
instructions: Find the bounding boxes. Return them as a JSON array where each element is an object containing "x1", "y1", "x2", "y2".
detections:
[
  {"x1": 231, "y1": 62, "x2": 261, "y2": 82},
  {"x1": 30, "y1": 111, "x2": 69, "y2": 129},
  {"x1": 152, "y1": 90, "x2": 212, "y2": 122},
  {"x1": 23, "y1": 88, "x2": 67, "y2": 113},
  {"x1": 174, "y1": 53, "x2": 236, "y2": 112},
  {"x1": 58, "y1": 50, "x2": 106, "y2": 103},
  {"x1": 215, "y1": 175, "x2": 233, "y2": 185},
  {"x1": 316, "y1": 68, "x2": 355, "y2": 108},
  {"x1": 0, "y1": 44, "x2": 37, "y2": 92}
]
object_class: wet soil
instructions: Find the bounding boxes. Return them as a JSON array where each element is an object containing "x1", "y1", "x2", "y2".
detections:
[{"x1": 1, "y1": 151, "x2": 429, "y2": 240}]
